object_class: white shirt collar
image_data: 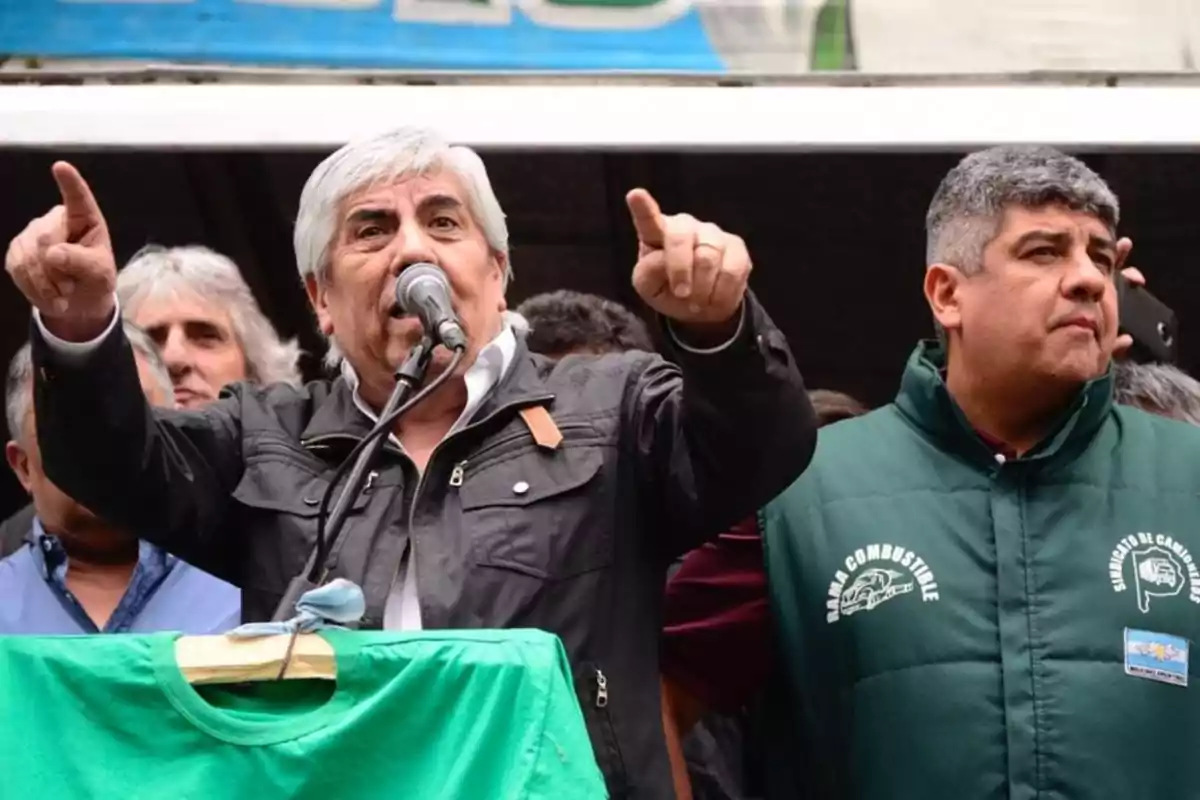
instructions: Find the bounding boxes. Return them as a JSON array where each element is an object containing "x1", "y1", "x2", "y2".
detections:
[{"x1": 340, "y1": 326, "x2": 518, "y2": 450}]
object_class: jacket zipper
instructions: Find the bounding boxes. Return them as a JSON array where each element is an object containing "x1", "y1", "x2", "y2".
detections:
[
  {"x1": 594, "y1": 668, "x2": 609, "y2": 708},
  {"x1": 585, "y1": 666, "x2": 628, "y2": 796},
  {"x1": 444, "y1": 420, "x2": 593, "y2": 490},
  {"x1": 302, "y1": 432, "x2": 405, "y2": 460},
  {"x1": 410, "y1": 396, "x2": 552, "y2": 514}
]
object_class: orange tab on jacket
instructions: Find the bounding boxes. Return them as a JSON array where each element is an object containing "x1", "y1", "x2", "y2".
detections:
[{"x1": 519, "y1": 405, "x2": 563, "y2": 451}]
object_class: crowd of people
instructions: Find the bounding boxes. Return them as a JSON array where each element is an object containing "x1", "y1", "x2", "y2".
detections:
[{"x1": 2, "y1": 129, "x2": 1198, "y2": 799}]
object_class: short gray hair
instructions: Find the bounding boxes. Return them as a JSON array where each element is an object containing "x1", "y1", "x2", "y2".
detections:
[
  {"x1": 1114, "y1": 361, "x2": 1200, "y2": 426},
  {"x1": 926, "y1": 146, "x2": 1120, "y2": 274},
  {"x1": 118, "y1": 245, "x2": 303, "y2": 387},
  {"x1": 294, "y1": 126, "x2": 512, "y2": 366},
  {"x1": 5, "y1": 322, "x2": 172, "y2": 441}
]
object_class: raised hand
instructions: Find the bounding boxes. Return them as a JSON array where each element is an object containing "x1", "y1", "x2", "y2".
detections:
[
  {"x1": 626, "y1": 189, "x2": 751, "y2": 329},
  {"x1": 5, "y1": 162, "x2": 117, "y2": 340}
]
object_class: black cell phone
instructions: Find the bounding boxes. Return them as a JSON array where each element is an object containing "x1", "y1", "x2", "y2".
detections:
[{"x1": 1117, "y1": 274, "x2": 1178, "y2": 365}]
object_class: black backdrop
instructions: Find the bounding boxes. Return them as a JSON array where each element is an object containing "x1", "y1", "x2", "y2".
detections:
[{"x1": 2, "y1": 148, "x2": 1198, "y2": 518}]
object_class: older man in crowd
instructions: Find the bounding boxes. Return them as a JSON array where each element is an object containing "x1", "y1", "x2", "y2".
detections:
[
  {"x1": 0, "y1": 244, "x2": 302, "y2": 558},
  {"x1": 117, "y1": 244, "x2": 303, "y2": 409},
  {"x1": 0, "y1": 323, "x2": 239, "y2": 634},
  {"x1": 4, "y1": 126, "x2": 815, "y2": 798},
  {"x1": 661, "y1": 146, "x2": 1200, "y2": 799}
]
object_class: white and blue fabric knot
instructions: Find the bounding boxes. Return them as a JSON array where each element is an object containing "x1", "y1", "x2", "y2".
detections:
[{"x1": 227, "y1": 578, "x2": 366, "y2": 639}]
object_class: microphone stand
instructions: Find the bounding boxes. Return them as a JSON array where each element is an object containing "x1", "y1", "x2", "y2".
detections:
[{"x1": 270, "y1": 337, "x2": 436, "y2": 622}]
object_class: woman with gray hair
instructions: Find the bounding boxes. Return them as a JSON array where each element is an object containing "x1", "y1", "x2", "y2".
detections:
[{"x1": 117, "y1": 245, "x2": 302, "y2": 408}]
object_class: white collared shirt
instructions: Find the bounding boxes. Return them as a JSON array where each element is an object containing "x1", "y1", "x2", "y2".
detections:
[
  {"x1": 341, "y1": 325, "x2": 517, "y2": 451},
  {"x1": 342, "y1": 326, "x2": 517, "y2": 631}
]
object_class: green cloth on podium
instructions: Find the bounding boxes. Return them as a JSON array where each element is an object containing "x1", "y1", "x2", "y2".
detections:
[{"x1": 0, "y1": 628, "x2": 606, "y2": 799}]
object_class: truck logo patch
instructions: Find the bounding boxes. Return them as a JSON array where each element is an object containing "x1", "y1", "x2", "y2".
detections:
[
  {"x1": 1109, "y1": 533, "x2": 1200, "y2": 613},
  {"x1": 826, "y1": 544, "x2": 939, "y2": 624}
]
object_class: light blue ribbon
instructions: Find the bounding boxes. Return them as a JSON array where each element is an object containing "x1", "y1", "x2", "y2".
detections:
[{"x1": 227, "y1": 578, "x2": 366, "y2": 638}]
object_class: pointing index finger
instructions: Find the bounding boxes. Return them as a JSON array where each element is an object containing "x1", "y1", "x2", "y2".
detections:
[
  {"x1": 51, "y1": 161, "x2": 103, "y2": 241},
  {"x1": 626, "y1": 188, "x2": 666, "y2": 249}
]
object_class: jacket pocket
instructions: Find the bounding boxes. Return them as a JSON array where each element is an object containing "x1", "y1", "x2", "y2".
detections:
[
  {"x1": 460, "y1": 444, "x2": 611, "y2": 580},
  {"x1": 230, "y1": 463, "x2": 373, "y2": 592},
  {"x1": 576, "y1": 663, "x2": 629, "y2": 799},
  {"x1": 466, "y1": 421, "x2": 600, "y2": 473}
]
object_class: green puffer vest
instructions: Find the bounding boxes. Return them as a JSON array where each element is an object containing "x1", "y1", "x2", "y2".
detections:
[{"x1": 763, "y1": 342, "x2": 1200, "y2": 800}]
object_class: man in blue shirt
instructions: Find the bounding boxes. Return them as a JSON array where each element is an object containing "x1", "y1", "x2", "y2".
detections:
[{"x1": 0, "y1": 322, "x2": 239, "y2": 634}]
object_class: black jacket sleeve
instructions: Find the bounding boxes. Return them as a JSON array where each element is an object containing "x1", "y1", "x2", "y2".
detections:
[
  {"x1": 625, "y1": 291, "x2": 816, "y2": 559},
  {"x1": 31, "y1": 319, "x2": 246, "y2": 582}
]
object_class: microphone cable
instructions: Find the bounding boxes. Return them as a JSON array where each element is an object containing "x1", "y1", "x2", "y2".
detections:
[{"x1": 310, "y1": 344, "x2": 467, "y2": 583}]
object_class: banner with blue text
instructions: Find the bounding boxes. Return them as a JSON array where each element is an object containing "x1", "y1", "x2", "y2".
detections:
[
  {"x1": 0, "y1": 0, "x2": 735, "y2": 72},
  {"x1": 1, "y1": 1, "x2": 1198, "y2": 74}
]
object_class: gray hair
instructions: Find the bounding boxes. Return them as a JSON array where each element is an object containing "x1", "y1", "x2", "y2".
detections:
[
  {"x1": 5, "y1": 322, "x2": 172, "y2": 441},
  {"x1": 926, "y1": 146, "x2": 1121, "y2": 274},
  {"x1": 118, "y1": 245, "x2": 303, "y2": 387},
  {"x1": 294, "y1": 126, "x2": 512, "y2": 366},
  {"x1": 1114, "y1": 361, "x2": 1200, "y2": 426}
]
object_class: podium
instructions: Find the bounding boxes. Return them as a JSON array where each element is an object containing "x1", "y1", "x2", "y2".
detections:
[{"x1": 0, "y1": 628, "x2": 607, "y2": 799}]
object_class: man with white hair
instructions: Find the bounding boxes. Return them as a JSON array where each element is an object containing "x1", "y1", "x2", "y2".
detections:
[
  {"x1": 5, "y1": 126, "x2": 815, "y2": 797},
  {"x1": 0, "y1": 323, "x2": 239, "y2": 634},
  {"x1": 0, "y1": 244, "x2": 302, "y2": 558},
  {"x1": 117, "y1": 244, "x2": 303, "y2": 409}
]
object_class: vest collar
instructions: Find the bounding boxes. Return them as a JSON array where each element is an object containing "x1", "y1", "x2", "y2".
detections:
[{"x1": 894, "y1": 339, "x2": 1114, "y2": 467}]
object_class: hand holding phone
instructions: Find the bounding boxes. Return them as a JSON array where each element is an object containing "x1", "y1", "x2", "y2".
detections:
[{"x1": 1117, "y1": 272, "x2": 1177, "y2": 364}]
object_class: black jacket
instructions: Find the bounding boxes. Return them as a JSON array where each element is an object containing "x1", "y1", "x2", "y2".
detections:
[{"x1": 31, "y1": 294, "x2": 816, "y2": 799}]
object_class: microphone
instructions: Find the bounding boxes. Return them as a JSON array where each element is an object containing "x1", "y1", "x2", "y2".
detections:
[{"x1": 393, "y1": 263, "x2": 468, "y2": 351}]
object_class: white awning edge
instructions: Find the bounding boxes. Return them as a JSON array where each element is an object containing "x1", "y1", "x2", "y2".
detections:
[{"x1": 3, "y1": 84, "x2": 1200, "y2": 150}]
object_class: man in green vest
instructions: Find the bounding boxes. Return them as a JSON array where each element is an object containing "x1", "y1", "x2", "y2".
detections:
[{"x1": 763, "y1": 145, "x2": 1200, "y2": 799}]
